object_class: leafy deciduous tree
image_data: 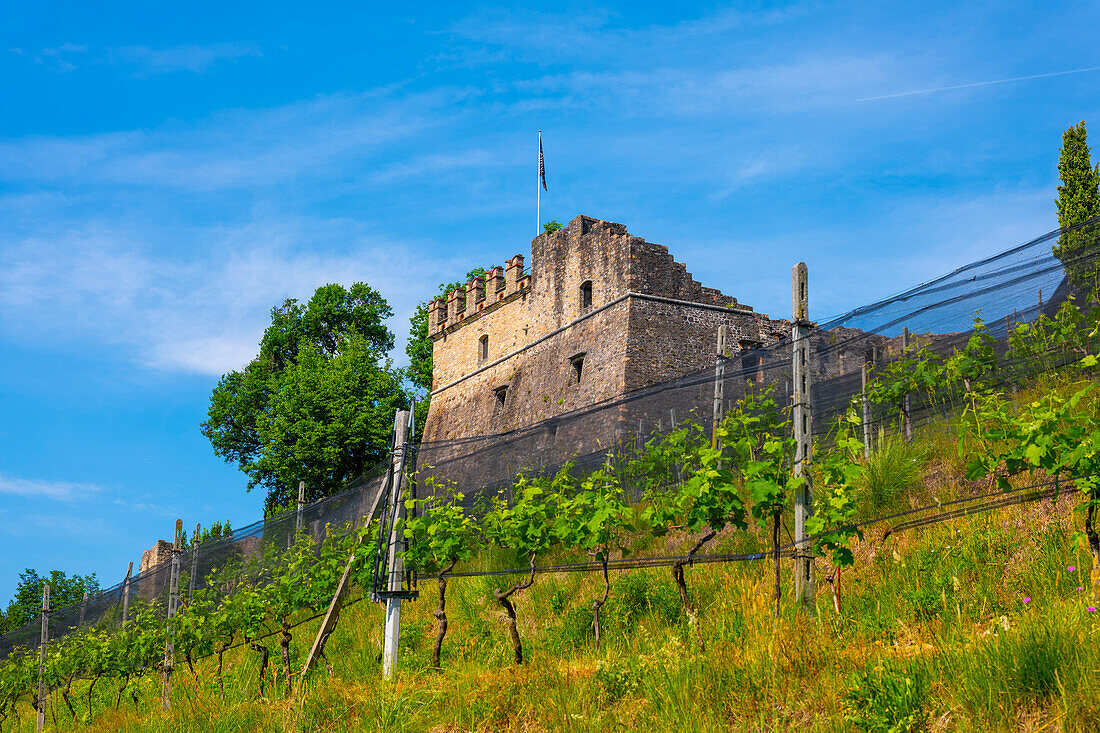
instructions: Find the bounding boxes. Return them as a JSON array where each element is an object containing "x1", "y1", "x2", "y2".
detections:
[{"x1": 202, "y1": 283, "x2": 406, "y2": 511}]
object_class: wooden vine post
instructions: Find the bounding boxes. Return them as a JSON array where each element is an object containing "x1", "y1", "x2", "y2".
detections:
[
  {"x1": 902, "y1": 326, "x2": 913, "y2": 441},
  {"x1": 712, "y1": 324, "x2": 728, "y2": 448},
  {"x1": 189, "y1": 523, "x2": 200, "y2": 605},
  {"x1": 36, "y1": 583, "x2": 49, "y2": 733},
  {"x1": 162, "y1": 519, "x2": 182, "y2": 710},
  {"x1": 296, "y1": 480, "x2": 306, "y2": 534},
  {"x1": 121, "y1": 561, "x2": 133, "y2": 627},
  {"x1": 792, "y1": 262, "x2": 815, "y2": 611},
  {"x1": 861, "y1": 356, "x2": 872, "y2": 457}
]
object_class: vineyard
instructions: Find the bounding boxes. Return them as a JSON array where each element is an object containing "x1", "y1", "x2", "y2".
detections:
[{"x1": 2, "y1": 221, "x2": 1100, "y2": 732}]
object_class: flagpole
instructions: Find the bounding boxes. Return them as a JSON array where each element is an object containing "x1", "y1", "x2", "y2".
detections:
[{"x1": 537, "y1": 130, "x2": 541, "y2": 236}]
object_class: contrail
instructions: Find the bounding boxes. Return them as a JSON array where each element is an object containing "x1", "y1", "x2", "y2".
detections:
[{"x1": 858, "y1": 65, "x2": 1100, "y2": 102}]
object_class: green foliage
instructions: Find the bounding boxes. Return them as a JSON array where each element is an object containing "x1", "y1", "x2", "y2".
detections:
[
  {"x1": 2, "y1": 568, "x2": 100, "y2": 632},
  {"x1": 866, "y1": 346, "x2": 943, "y2": 416},
  {"x1": 1054, "y1": 121, "x2": 1100, "y2": 286},
  {"x1": 844, "y1": 661, "x2": 928, "y2": 733},
  {"x1": 594, "y1": 657, "x2": 642, "y2": 701},
  {"x1": 543, "y1": 220, "x2": 563, "y2": 234},
  {"x1": 806, "y1": 411, "x2": 865, "y2": 568},
  {"x1": 942, "y1": 317, "x2": 998, "y2": 392},
  {"x1": 202, "y1": 282, "x2": 405, "y2": 510},
  {"x1": 1007, "y1": 296, "x2": 1100, "y2": 379},
  {"x1": 954, "y1": 615, "x2": 1088, "y2": 724},
  {"x1": 555, "y1": 458, "x2": 633, "y2": 561},
  {"x1": 484, "y1": 473, "x2": 565, "y2": 563},
  {"x1": 190, "y1": 520, "x2": 234, "y2": 548},
  {"x1": 723, "y1": 390, "x2": 799, "y2": 533},
  {"x1": 404, "y1": 488, "x2": 480, "y2": 575},
  {"x1": 607, "y1": 571, "x2": 682, "y2": 627},
  {"x1": 961, "y1": 369, "x2": 1100, "y2": 518}
]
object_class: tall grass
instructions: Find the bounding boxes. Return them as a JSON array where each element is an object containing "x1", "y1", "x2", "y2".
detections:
[{"x1": 861, "y1": 436, "x2": 927, "y2": 512}]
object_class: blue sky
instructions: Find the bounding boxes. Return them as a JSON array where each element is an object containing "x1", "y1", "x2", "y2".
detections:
[{"x1": 1, "y1": 0, "x2": 1098, "y2": 605}]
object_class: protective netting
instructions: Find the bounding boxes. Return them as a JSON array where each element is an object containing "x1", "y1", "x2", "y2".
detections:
[
  {"x1": 0, "y1": 458, "x2": 391, "y2": 661},
  {"x1": 3, "y1": 217, "x2": 1100, "y2": 665},
  {"x1": 415, "y1": 218, "x2": 1100, "y2": 502}
]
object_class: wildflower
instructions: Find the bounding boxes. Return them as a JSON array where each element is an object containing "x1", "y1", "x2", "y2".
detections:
[
  {"x1": 1069, "y1": 565, "x2": 1077, "y2": 572},
  {"x1": 1023, "y1": 597, "x2": 1031, "y2": 604},
  {"x1": 1089, "y1": 607, "x2": 1097, "y2": 613},
  {"x1": 1078, "y1": 587, "x2": 1084, "y2": 592}
]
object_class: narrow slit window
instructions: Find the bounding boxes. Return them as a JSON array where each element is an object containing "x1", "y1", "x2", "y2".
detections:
[
  {"x1": 739, "y1": 340, "x2": 763, "y2": 384},
  {"x1": 570, "y1": 352, "x2": 586, "y2": 384},
  {"x1": 494, "y1": 386, "x2": 508, "y2": 408},
  {"x1": 479, "y1": 334, "x2": 489, "y2": 362},
  {"x1": 580, "y1": 281, "x2": 593, "y2": 311}
]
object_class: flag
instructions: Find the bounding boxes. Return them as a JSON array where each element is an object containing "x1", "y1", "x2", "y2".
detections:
[{"x1": 539, "y1": 135, "x2": 547, "y2": 191}]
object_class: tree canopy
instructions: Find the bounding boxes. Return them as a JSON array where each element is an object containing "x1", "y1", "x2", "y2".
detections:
[
  {"x1": 1054, "y1": 121, "x2": 1100, "y2": 285},
  {"x1": 0, "y1": 569, "x2": 99, "y2": 632},
  {"x1": 202, "y1": 283, "x2": 408, "y2": 512}
]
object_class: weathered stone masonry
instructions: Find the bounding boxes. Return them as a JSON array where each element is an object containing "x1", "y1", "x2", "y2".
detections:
[{"x1": 420, "y1": 216, "x2": 803, "y2": 479}]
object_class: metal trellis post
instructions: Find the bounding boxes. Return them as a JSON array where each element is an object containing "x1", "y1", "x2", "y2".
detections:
[
  {"x1": 713, "y1": 325, "x2": 728, "y2": 461},
  {"x1": 162, "y1": 519, "x2": 182, "y2": 709},
  {"x1": 36, "y1": 583, "x2": 49, "y2": 733},
  {"x1": 792, "y1": 262, "x2": 815, "y2": 611}
]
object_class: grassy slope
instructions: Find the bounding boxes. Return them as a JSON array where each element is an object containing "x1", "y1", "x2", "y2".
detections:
[{"x1": 9, "y1": 385, "x2": 1100, "y2": 732}]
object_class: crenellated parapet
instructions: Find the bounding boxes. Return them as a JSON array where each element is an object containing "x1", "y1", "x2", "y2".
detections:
[{"x1": 430, "y1": 255, "x2": 530, "y2": 337}]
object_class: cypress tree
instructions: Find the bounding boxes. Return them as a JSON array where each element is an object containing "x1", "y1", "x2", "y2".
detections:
[{"x1": 1053, "y1": 121, "x2": 1100, "y2": 285}]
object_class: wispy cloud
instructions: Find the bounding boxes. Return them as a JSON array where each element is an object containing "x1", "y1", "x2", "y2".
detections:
[
  {"x1": 0, "y1": 87, "x2": 472, "y2": 191},
  {"x1": 858, "y1": 65, "x2": 1100, "y2": 102},
  {"x1": 514, "y1": 54, "x2": 895, "y2": 116},
  {"x1": 13, "y1": 43, "x2": 88, "y2": 73},
  {"x1": 445, "y1": 4, "x2": 811, "y2": 65},
  {"x1": 0, "y1": 474, "x2": 101, "y2": 501},
  {"x1": 0, "y1": 214, "x2": 460, "y2": 375},
  {"x1": 109, "y1": 42, "x2": 262, "y2": 75}
]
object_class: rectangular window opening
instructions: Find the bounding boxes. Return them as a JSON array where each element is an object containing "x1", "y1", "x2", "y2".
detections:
[{"x1": 494, "y1": 386, "x2": 508, "y2": 408}]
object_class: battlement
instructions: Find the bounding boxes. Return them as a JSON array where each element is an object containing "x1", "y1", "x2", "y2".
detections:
[{"x1": 429, "y1": 255, "x2": 530, "y2": 337}]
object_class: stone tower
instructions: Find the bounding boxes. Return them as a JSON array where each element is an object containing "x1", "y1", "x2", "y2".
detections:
[{"x1": 419, "y1": 215, "x2": 794, "y2": 487}]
